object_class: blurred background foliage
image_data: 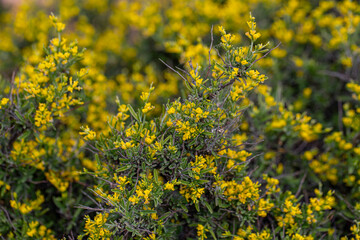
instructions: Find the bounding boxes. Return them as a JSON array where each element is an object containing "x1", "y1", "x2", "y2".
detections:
[{"x1": 0, "y1": 0, "x2": 359, "y2": 239}]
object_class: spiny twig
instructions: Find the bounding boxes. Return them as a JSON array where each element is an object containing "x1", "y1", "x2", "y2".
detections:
[
  {"x1": 205, "y1": 25, "x2": 214, "y2": 79},
  {"x1": 295, "y1": 171, "x2": 308, "y2": 198},
  {"x1": 319, "y1": 70, "x2": 350, "y2": 82},
  {"x1": 247, "y1": 42, "x2": 281, "y2": 70},
  {"x1": 159, "y1": 58, "x2": 191, "y2": 86}
]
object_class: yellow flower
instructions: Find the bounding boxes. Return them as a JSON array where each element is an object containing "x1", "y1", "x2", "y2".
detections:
[
  {"x1": 142, "y1": 103, "x2": 155, "y2": 113},
  {"x1": 80, "y1": 125, "x2": 96, "y2": 141},
  {"x1": 341, "y1": 56, "x2": 352, "y2": 68},
  {"x1": 264, "y1": 151, "x2": 276, "y2": 160},
  {"x1": 151, "y1": 213, "x2": 158, "y2": 220},
  {"x1": 55, "y1": 22, "x2": 65, "y2": 32},
  {"x1": 168, "y1": 145, "x2": 177, "y2": 152},
  {"x1": 195, "y1": 107, "x2": 203, "y2": 114},
  {"x1": 241, "y1": 59, "x2": 248, "y2": 65},
  {"x1": 129, "y1": 195, "x2": 139, "y2": 204},
  {"x1": 0, "y1": 98, "x2": 9, "y2": 109},
  {"x1": 164, "y1": 182, "x2": 175, "y2": 191},
  {"x1": 26, "y1": 221, "x2": 39, "y2": 237},
  {"x1": 303, "y1": 88, "x2": 312, "y2": 98},
  {"x1": 167, "y1": 107, "x2": 176, "y2": 114},
  {"x1": 145, "y1": 135, "x2": 156, "y2": 144},
  {"x1": 120, "y1": 140, "x2": 135, "y2": 150},
  {"x1": 197, "y1": 224, "x2": 208, "y2": 240},
  {"x1": 218, "y1": 26, "x2": 226, "y2": 35},
  {"x1": 292, "y1": 57, "x2": 304, "y2": 67},
  {"x1": 34, "y1": 103, "x2": 53, "y2": 128},
  {"x1": 140, "y1": 92, "x2": 150, "y2": 101},
  {"x1": 166, "y1": 119, "x2": 173, "y2": 127}
]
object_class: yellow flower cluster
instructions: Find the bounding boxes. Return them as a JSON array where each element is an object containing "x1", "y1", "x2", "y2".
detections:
[
  {"x1": 197, "y1": 224, "x2": 209, "y2": 240},
  {"x1": 346, "y1": 222, "x2": 360, "y2": 240},
  {"x1": 264, "y1": 103, "x2": 325, "y2": 142},
  {"x1": 116, "y1": 140, "x2": 135, "y2": 150},
  {"x1": 347, "y1": 82, "x2": 360, "y2": 101},
  {"x1": 10, "y1": 191, "x2": 44, "y2": 215},
  {"x1": 190, "y1": 155, "x2": 217, "y2": 179},
  {"x1": 225, "y1": 149, "x2": 252, "y2": 171},
  {"x1": 219, "y1": 26, "x2": 235, "y2": 49},
  {"x1": 164, "y1": 181, "x2": 175, "y2": 191},
  {"x1": 166, "y1": 100, "x2": 213, "y2": 140},
  {"x1": 306, "y1": 190, "x2": 335, "y2": 224},
  {"x1": 130, "y1": 178, "x2": 154, "y2": 205},
  {"x1": 34, "y1": 103, "x2": 53, "y2": 128},
  {"x1": 257, "y1": 85, "x2": 276, "y2": 108},
  {"x1": 276, "y1": 194, "x2": 302, "y2": 228},
  {"x1": 175, "y1": 120, "x2": 198, "y2": 141},
  {"x1": 342, "y1": 105, "x2": 360, "y2": 132},
  {"x1": 44, "y1": 170, "x2": 70, "y2": 193},
  {"x1": 325, "y1": 131, "x2": 353, "y2": 151},
  {"x1": 1, "y1": 1, "x2": 358, "y2": 237},
  {"x1": 232, "y1": 227, "x2": 270, "y2": 240},
  {"x1": 49, "y1": 15, "x2": 65, "y2": 32},
  {"x1": 0, "y1": 97, "x2": 9, "y2": 109},
  {"x1": 245, "y1": 14, "x2": 261, "y2": 41},
  {"x1": 257, "y1": 198, "x2": 274, "y2": 217},
  {"x1": 308, "y1": 152, "x2": 339, "y2": 183},
  {"x1": 82, "y1": 213, "x2": 112, "y2": 240},
  {"x1": 215, "y1": 177, "x2": 260, "y2": 203},
  {"x1": 19, "y1": 38, "x2": 84, "y2": 123},
  {"x1": 11, "y1": 139, "x2": 45, "y2": 170},
  {"x1": 80, "y1": 125, "x2": 96, "y2": 141},
  {"x1": 142, "y1": 102, "x2": 155, "y2": 114},
  {"x1": 113, "y1": 174, "x2": 129, "y2": 191},
  {"x1": 190, "y1": 69, "x2": 204, "y2": 87},
  {"x1": 263, "y1": 174, "x2": 281, "y2": 195},
  {"x1": 26, "y1": 221, "x2": 56, "y2": 239},
  {"x1": 179, "y1": 186, "x2": 205, "y2": 203},
  {"x1": 0, "y1": 180, "x2": 11, "y2": 191}
]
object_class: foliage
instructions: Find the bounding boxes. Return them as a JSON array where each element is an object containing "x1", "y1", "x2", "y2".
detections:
[{"x1": 0, "y1": 0, "x2": 359, "y2": 239}]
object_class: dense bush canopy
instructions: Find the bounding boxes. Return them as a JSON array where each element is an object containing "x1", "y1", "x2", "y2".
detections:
[{"x1": 0, "y1": 0, "x2": 359, "y2": 239}]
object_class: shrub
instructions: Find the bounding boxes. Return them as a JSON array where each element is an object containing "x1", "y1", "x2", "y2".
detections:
[
  {"x1": 0, "y1": 15, "x2": 90, "y2": 238},
  {"x1": 77, "y1": 17, "x2": 336, "y2": 240},
  {"x1": 0, "y1": 0, "x2": 359, "y2": 239}
]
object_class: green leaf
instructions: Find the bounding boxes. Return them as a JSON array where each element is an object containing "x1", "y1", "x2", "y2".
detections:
[
  {"x1": 43, "y1": 46, "x2": 50, "y2": 56},
  {"x1": 183, "y1": 78, "x2": 194, "y2": 92},
  {"x1": 195, "y1": 201, "x2": 200, "y2": 212},
  {"x1": 202, "y1": 131, "x2": 213, "y2": 136},
  {"x1": 189, "y1": 139, "x2": 197, "y2": 146},
  {"x1": 209, "y1": 228, "x2": 217, "y2": 240},
  {"x1": 95, "y1": 154, "x2": 101, "y2": 170},
  {"x1": 197, "y1": 180, "x2": 209, "y2": 184},
  {"x1": 200, "y1": 168, "x2": 213, "y2": 174},
  {"x1": 203, "y1": 201, "x2": 213, "y2": 214},
  {"x1": 118, "y1": 158, "x2": 130, "y2": 162},
  {"x1": 195, "y1": 144, "x2": 204, "y2": 150},
  {"x1": 178, "y1": 180, "x2": 190, "y2": 186},
  {"x1": 140, "y1": 210, "x2": 157, "y2": 215},
  {"x1": 116, "y1": 164, "x2": 131, "y2": 172},
  {"x1": 18, "y1": 129, "x2": 31, "y2": 140},
  {"x1": 53, "y1": 197, "x2": 64, "y2": 209},
  {"x1": 158, "y1": 212, "x2": 172, "y2": 221},
  {"x1": 179, "y1": 203, "x2": 188, "y2": 213},
  {"x1": 14, "y1": 110, "x2": 24, "y2": 122},
  {"x1": 215, "y1": 62, "x2": 226, "y2": 72},
  {"x1": 153, "y1": 169, "x2": 159, "y2": 184},
  {"x1": 127, "y1": 104, "x2": 139, "y2": 122},
  {"x1": 169, "y1": 163, "x2": 176, "y2": 169},
  {"x1": 162, "y1": 135, "x2": 172, "y2": 145},
  {"x1": 199, "y1": 216, "x2": 207, "y2": 222}
]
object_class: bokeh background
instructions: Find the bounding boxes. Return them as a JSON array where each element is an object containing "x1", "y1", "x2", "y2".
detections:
[{"x1": 0, "y1": 0, "x2": 359, "y2": 239}]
